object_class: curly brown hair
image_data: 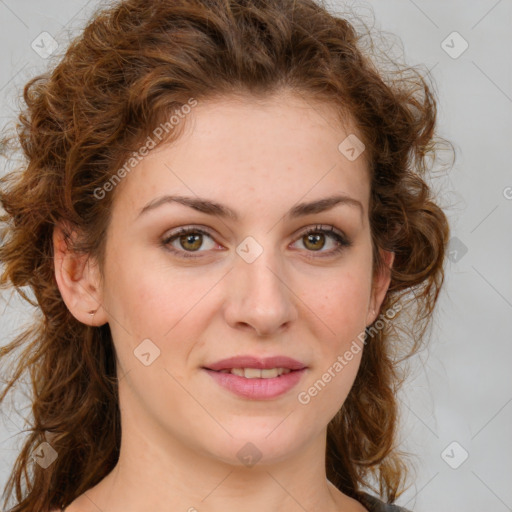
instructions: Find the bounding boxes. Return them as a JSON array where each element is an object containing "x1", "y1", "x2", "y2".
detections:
[{"x1": 0, "y1": 0, "x2": 452, "y2": 511}]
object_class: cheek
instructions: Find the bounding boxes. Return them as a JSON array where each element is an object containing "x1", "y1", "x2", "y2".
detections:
[
  {"x1": 313, "y1": 269, "x2": 372, "y2": 342},
  {"x1": 103, "y1": 252, "x2": 222, "y2": 365},
  {"x1": 102, "y1": 241, "x2": 179, "y2": 330},
  {"x1": 300, "y1": 276, "x2": 369, "y2": 419}
]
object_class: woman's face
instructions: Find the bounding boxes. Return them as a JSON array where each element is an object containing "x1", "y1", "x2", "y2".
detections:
[{"x1": 93, "y1": 92, "x2": 393, "y2": 467}]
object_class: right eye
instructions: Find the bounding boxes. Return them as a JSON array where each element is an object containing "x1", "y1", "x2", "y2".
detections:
[{"x1": 161, "y1": 226, "x2": 221, "y2": 259}]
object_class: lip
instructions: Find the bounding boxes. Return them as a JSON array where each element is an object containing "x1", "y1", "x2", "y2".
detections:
[
  {"x1": 202, "y1": 355, "x2": 308, "y2": 400},
  {"x1": 203, "y1": 355, "x2": 307, "y2": 372},
  {"x1": 203, "y1": 367, "x2": 307, "y2": 399}
]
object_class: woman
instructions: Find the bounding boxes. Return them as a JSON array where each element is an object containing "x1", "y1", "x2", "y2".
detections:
[{"x1": 0, "y1": 0, "x2": 451, "y2": 511}]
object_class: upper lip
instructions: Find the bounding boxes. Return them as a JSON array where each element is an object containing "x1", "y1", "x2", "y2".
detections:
[{"x1": 203, "y1": 355, "x2": 307, "y2": 371}]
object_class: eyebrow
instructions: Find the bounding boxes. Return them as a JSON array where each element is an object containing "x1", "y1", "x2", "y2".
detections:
[{"x1": 137, "y1": 193, "x2": 364, "y2": 222}]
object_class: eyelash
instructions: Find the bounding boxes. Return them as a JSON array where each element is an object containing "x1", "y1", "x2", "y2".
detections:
[{"x1": 161, "y1": 224, "x2": 352, "y2": 260}]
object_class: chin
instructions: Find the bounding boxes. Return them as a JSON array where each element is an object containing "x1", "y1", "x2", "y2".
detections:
[{"x1": 198, "y1": 423, "x2": 309, "y2": 468}]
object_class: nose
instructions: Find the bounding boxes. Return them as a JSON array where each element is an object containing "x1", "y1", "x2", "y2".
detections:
[{"x1": 223, "y1": 246, "x2": 298, "y2": 337}]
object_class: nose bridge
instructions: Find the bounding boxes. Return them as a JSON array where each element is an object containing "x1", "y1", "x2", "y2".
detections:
[{"x1": 224, "y1": 239, "x2": 297, "y2": 335}]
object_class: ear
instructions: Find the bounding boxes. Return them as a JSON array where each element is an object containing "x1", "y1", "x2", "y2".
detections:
[
  {"x1": 53, "y1": 221, "x2": 108, "y2": 326},
  {"x1": 366, "y1": 248, "x2": 395, "y2": 327}
]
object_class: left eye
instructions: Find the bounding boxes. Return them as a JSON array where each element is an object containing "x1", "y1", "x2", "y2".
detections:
[{"x1": 291, "y1": 225, "x2": 352, "y2": 256}]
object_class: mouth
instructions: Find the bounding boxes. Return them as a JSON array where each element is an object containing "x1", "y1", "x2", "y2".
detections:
[
  {"x1": 203, "y1": 355, "x2": 308, "y2": 373},
  {"x1": 206, "y1": 367, "x2": 298, "y2": 378},
  {"x1": 202, "y1": 356, "x2": 308, "y2": 400}
]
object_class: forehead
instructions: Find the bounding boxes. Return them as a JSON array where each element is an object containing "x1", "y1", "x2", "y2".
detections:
[{"x1": 113, "y1": 92, "x2": 370, "y2": 221}]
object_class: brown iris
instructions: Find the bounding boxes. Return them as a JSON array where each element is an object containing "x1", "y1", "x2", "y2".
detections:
[
  {"x1": 303, "y1": 232, "x2": 325, "y2": 251},
  {"x1": 179, "y1": 233, "x2": 203, "y2": 251}
]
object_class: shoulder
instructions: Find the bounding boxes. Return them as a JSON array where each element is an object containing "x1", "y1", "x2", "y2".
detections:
[{"x1": 360, "y1": 492, "x2": 413, "y2": 512}]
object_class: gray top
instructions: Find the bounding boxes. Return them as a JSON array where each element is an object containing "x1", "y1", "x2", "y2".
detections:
[{"x1": 361, "y1": 492, "x2": 412, "y2": 511}]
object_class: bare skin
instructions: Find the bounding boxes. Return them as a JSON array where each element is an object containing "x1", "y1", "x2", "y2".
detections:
[
  {"x1": 57, "y1": 483, "x2": 368, "y2": 512},
  {"x1": 54, "y1": 90, "x2": 393, "y2": 512},
  {"x1": 56, "y1": 481, "x2": 367, "y2": 512}
]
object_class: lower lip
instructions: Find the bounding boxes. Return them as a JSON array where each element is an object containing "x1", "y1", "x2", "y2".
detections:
[{"x1": 203, "y1": 368, "x2": 307, "y2": 399}]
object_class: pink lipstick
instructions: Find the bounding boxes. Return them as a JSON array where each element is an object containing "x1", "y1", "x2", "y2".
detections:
[{"x1": 203, "y1": 355, "x2": 308, "y2": 400}]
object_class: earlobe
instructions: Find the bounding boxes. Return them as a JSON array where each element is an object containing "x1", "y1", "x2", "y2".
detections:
[
  {"x1": 366, "y1": 249, "x2": 395, "y2": 326},
  {"x1": 53, "y1": 222, "x2": 107, "y2": 326}
]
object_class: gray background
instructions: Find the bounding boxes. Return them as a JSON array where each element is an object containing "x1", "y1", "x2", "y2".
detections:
[{"x1": 0, "y1": 1, "x2": 511, "y2": 511}]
